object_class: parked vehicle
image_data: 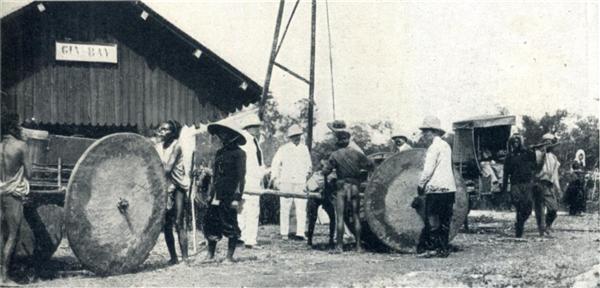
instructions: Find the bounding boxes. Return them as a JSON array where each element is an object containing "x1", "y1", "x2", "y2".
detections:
[{"x1": 452, "y1": 115, "x2": 516, "y2": 208}]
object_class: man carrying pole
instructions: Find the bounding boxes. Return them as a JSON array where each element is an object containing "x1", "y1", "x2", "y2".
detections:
[
  {"x1": 323, "y1": 127, "x2": 373, "y2": 253},
  {"x1": 502, "y1": 134, "x2": 539, "y2": 238},
  {"x1": 152, "y1": 121, "x2": 189, "y2": 265},
  {"x1": 271, "y1": 124, "x2": 313, "y2": 241},
  {"x1": 533, "y1": 133, "x2": 562, "y2": 236},
  {"x1": 204, "y1": 119, "x2": 246, "y2": 263}
]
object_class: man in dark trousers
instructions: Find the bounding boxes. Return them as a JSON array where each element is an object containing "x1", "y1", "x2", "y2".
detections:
[
  {"x1": 323, "y1": 128, "x2": 373, "y2": 253},
  {"x1": 0, "y1": 111, "x2": 30, "y2": 285},
  {"x1": 204, "y1": 119, "x2": 246, "y2": 263},
  {"x1": 416, "y1": 116, "x2": 456, "y2": 258},
  {"x1": 306, "y1": 160, "x2": 336, "y2": 248},
  {"x1": 502, "y1": 134, "x2": 539, "y2": 237}
]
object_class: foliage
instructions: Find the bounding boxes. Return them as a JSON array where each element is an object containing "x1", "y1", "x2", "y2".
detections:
[
  {"x1": 261, "y1": 96, "x2": 317, "y2": 165},
  {"x1": 561, "y1": 116, "x2": 600, "y2": 169},
  {"x1": 348, "y1": 121, "x2": 394, "y2": 155},
  {"x1": 519, "y1": 110, "x2": 599, "y2": 171},
  {"x1": 519, "y1": 109, "x2": 569, "y2": 146},
  {"x1": 312, "y1": 120, "x2": 396, "y2": 166}
]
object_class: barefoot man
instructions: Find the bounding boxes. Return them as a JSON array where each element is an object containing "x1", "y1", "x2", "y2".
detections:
[
  {"x1": 0, "y1": 112, "x2": 30, "y2": 285},
  {"x1": 323, "y1": 127, "x2": 373, "y2": 253}
]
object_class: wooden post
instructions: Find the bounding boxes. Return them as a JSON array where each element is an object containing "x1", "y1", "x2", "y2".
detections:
[
  {"x1": 189, "y1": 152, "x2": 198, "y2": 254},
  {"x1": 57, "y1": 158, "x2": 62, "y2": 188},
  {"x1": 259, "y1": 0, "x2": 286, "y2": 121},
  {"x1": 0, "y1": 91, "x2": 2, "y2": 139},
  {"x1": 307, "y1": 0, "x2": 317, "y2": 151}
]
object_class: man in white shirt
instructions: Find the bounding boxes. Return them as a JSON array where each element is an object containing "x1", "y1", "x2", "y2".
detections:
[
  {"x1": 237, "y1": 114, "x2": 266, "y2": 248},
  {"x1": 416, "y1": 116, "x2": 456, "y2": 258},
  {"x1": 533, "y1": 133, "x2": 561, "y2": 236},
  {"x1": 391, "y1": 130, "x2": 412, "y2": 153},
  {"x1": 271, "y1": 124, "x2": 312, "y2": 240}
]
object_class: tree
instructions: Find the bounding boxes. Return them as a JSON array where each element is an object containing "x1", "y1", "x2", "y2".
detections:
[
  {"x1": 260, "y1": 96, "x2": 318, "y2": 165},
  {"x1": 519, "y1": 110, "x2": 599, "y2": 171},
  {"x1": 564, "y1": 116, "x2": 599, "y2": 170},
  {"x1": 519, "y1": 109, "x2": 569, "y2": 146}
]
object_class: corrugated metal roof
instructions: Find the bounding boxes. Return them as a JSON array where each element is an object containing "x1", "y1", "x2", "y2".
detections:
[{"x1": 1, "y1": 1, "x2": 262, "y2": 97}]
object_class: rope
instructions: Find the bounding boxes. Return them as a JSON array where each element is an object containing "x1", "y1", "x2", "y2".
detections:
[{"x1": 325, "y1": 0, "x2": 336, "y2": 120}]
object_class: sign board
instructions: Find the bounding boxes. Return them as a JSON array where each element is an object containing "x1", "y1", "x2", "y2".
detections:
[{"x1": 55, "y1": 42, "x2": 118, "y2": 64}]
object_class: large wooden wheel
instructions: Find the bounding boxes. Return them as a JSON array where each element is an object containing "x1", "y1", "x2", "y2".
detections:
[
  {"x1": 65, "y1": 133, "x2": 167, "y2": 275},
  {"x1": 360, "y1": 149, "x2": 468, "y2": 252}
]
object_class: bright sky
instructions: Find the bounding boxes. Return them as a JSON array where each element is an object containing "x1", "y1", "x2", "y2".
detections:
[
  {"x1": 2, "y1": 1, "x2": 599, "y2": 140},
  {"x1": 145, "y1": 0, "x2": 599, "y2": 138}
]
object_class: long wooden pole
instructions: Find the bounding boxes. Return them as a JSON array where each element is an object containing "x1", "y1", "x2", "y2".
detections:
[
  {"x1": 189, "y1": 152, "x2": 198, "y2": 254},
  {"x1": 307, "y1": 0, "x2": 317, "y2": 151},
  {"x1": 259, "y1": 0, "x2": 286, "y2": 121},
  {"x1": 325, "y1": 0, "x2": 336, "y2": 121},
  {"x1": 244, "y1": 189, "x2": 322, "y2": 200}
]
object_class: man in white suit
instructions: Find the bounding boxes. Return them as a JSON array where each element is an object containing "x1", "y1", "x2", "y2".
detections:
[
  {"x1": 271, "y1": 124, "x2": 313, "y2": 240},
  {"x1": 237, "y1": 114, "x2": 266, "y2": 248}
]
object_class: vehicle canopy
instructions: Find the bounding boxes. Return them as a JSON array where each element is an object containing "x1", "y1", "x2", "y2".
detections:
[{"x1": 452, "y1": 115, "x2": 515, "y2": 171}]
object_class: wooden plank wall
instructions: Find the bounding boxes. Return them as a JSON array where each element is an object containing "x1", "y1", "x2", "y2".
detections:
[{"x1": 1, "y1": 3, "x2": 227, "y2": 128}]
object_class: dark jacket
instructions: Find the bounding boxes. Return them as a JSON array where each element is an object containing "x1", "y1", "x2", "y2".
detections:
[
  {"x1": 324, "y1": 146, "x2": 373, "y2": 185},
  {"x1": 503, "y1": 149, "x2": 537, "y2": 187},
  {"x1": 211, "y1": 143, "x2": 246, "y2": 204}
]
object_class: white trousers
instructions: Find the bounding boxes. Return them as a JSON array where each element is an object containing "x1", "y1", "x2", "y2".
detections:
[
  {"x1": 279, "y1": 183, "x2": 307, "y2": 236},
  {"x1": 238, "y1": 194, "x2": 260, "y2": 245}
]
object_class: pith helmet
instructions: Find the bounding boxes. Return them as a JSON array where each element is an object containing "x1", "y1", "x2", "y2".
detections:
[
  {"x1": 240, "y1": 114, "x2": 262, "y2": 129},
  {"x1": 287, "y1": 124, "x2": 304, "y2": 138},
  {"x1": 419, "y1": 116, "x2": 445, "y2": 134}
]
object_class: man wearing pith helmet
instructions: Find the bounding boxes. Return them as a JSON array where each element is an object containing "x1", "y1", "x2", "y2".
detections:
[
  {"x1": 237, "y1": 114, "x2": 266, "y2": 248},
  {"x1": 391, "y1": 130, "x2": 412, "y2": 153},
  {"x1": 271, "y1": 124, "x2": 312, "y2": 240},
  {"x1": 416, "y1": 115, "x2": 456, "y2": 258}
]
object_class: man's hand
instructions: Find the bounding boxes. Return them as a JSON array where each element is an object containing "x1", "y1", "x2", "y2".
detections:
[
  {"x1": 500, "y1": 185, "x2": 507, "y2": 195},
  {"x1": 417, "y1": 185, "x2": 425, "y2": 196},
  {"x1": 231, "y1": 200, "x2": 241, "y2": 213}
]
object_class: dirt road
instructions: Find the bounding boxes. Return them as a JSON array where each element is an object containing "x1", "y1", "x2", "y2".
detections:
[{"x1": 18, "y1": 210, "x2": 600, "y2": 287}]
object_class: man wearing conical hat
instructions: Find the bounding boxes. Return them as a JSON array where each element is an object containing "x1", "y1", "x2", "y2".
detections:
[
  {"x1": 237, "y1": 114, "x2": 266, "y2": 248},
  {"x1": 203, "y1": 119, "x2": 246, "y2": 263},
  {"x1": 271, "y1": 124, "x2": 312, "y2": 241},
  {"x1": 416, "y1": 116, "x2": 456, "y2": 258}
]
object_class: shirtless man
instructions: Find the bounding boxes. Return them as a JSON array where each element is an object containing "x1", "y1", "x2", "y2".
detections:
[
  {"x1": 0, "y1": 112, "x2": 30, "y2": 285},
  {"x1": 323, "y1": 129, "x2": 373, "y2": 253},
  {"x1": 153, "y1": 121, "x2": 189, "y2": 265}
]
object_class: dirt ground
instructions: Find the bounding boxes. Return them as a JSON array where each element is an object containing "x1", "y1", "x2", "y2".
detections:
[{"x1": 14, "y1": 210, "x2": 600, "y2": 287}]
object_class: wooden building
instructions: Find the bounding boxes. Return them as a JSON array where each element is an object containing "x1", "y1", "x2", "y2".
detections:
[{"x1": 1, "y1": 1, "x2": 262, "y2": 132}]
